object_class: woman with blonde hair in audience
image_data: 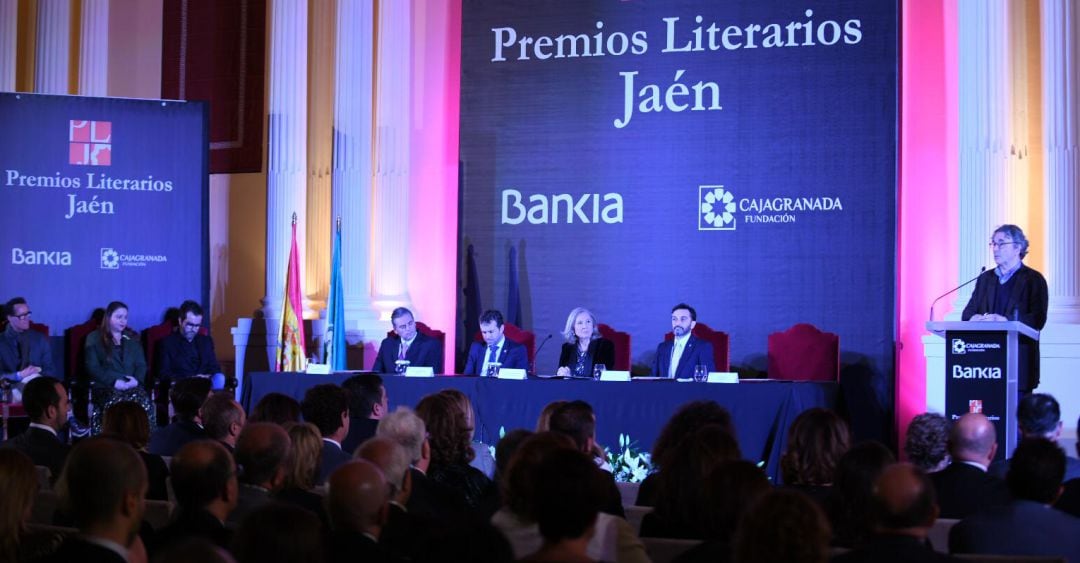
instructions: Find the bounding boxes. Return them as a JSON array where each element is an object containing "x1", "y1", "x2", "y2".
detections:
[
  {"x1": 275, "y1": 422, "x2": 328, "y2": 523},
  {"x1": 536, "y1": 400, "x2": 568, "y2": 432},
  {"x1": 102, "y1": 400, "x2": 170, "y2": 501},
  {"x1": 0, "y1": 448, "x2": 65, "y2": 561},
  {"x1": 438, "y1": 388, "x2": 496, "y2": 478},
  {"x1": 415, "y1": 392, "x2": 495, "y2": 513},
  {"x1": 779, "y1": 408, "x2": 851, "y2": 505}
]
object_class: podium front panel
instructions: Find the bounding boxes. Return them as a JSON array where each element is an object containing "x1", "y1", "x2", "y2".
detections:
[{"x1": 944, "y1": 329, "x2": 1018, "y2": 460}]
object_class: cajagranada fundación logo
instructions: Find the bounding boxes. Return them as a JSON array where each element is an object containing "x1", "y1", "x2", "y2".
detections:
[
  {"x1": 100, "y1": 248, "x2": 120, "y2": 269},
  {"x1": 699, "y1": 186, "x2": 736, "y2": 231},
  {"x1": 697, "y1": 183, "x2": 844, "y2": 231}
]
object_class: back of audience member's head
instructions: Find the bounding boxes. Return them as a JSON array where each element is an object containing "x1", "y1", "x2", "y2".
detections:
[
  {"x1": 701, "y1": 460, "x2": 771, "y2": 542},
  {"x1": 416, "y1": 392, "x2": 475, "y2": 466},
  {"x1": 828, "y1": 441, "x2": 896, "y2": 547},
  {"x1": 548, "y1": 400, "x2": 596, "y2": 453},
  {"x1": 438, "y1": 388, "x2": 477, "y2": 433},
  {"x1": 169, "y1": 440, "x2": 236, "y2": 512},
  {"x1": 652, "y1": 400, "x2": 735, "y2": 468},
  {"x1": 201, "y1": 393, "x2": 245, "y2": 441},
  {"x1": 948, "y1": 413, "x2": 997, "y2": 463},
  {"x1": 22, "y1": 375, "x2": 64, "y2": 423},
  {"x1": 535, "y1": 400, "x2": 568, "y2": 432},
  {"x1": 872, "y1": 463, "x2": 938, "y2": 533},
  {"x1": 903, "y1": 413, "x2": 950, "y2": 471},
  {"x1": 0, "y1": 449, "x2": 38, "y2": 560},
  {"x1": 103, "y1": 401, "x2": 152, "y2": 450},
  {"x1": 235, "y1": 422, "x2": 291, "y2": 488},
  {"x1": 355, "y1": 437, "x2": 410, "y2": 496},
  {"x1": 249, "y1": 393, "x2": 301, "y2": 426},
  {"x1": 231, "y1": 502, "x2": 323, "y2": 563},
  {"x1": 283, "y1": 422, "x2": 322, "y2": 491},
  {"x1": 655, "y1": 423, "x2": 743, "y2": 536},
  {"x1": 300, "y1": 384, "x2": 349, "y2": 438},
  {"x1": 153, "y1": 538, "x2": 237, "y2": 563},
  {"x1": 342, "y1": 373, "x2": 385, "y2": 420},
  {"x1": 494, "y1": 429, "x2": 533, "y2": 484},
  {"x1": 376, "y1": 406, "x2": 426, "y2": 464},
  {"x1": 780, "y1": 408, "x2": 851, "y2": 486},
  {"x1": 56, "y1": 436, "x2": 147, "y2": 534},
  {"x1": 325, "y1": 459, "x2": 390, "y2": 534},
  {"x1": 1006, "y1": 437, "x2": 1066, "y2": 504},
  {"x1": 734, "y1": 490, "x2": 831, "y2": 563},
  {"x1": 171, "y1": 377, "x2": 212, "y2": 421},
  {"x1": 502, "y1": 432, "x2": 577, "y2": 518},
  {"x1": 1017, "y1": 393, "x2": 1062, "y2": 439},
  {"x1": 531, "y1": 448, "x2": 607, "y2": 545}
]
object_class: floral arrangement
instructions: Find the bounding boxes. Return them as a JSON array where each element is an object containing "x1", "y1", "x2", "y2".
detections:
[{"x1": 605, "y1": 433, "x2": 654, "y2": 483}]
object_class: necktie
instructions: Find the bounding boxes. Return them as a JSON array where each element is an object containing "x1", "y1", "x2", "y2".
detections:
[
  {"x1": 487, "y1": 345, "x2": 498, "y2": 363},
  {"x1": 399, "y1": 342, "x2": 409, "y2": 360}
]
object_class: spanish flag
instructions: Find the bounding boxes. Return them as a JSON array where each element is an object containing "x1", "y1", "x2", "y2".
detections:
[{"x1": 276, "y1": 214, "x2": 307, "y2": 372}]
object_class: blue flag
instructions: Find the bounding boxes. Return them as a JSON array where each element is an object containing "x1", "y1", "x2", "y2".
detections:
[{"x1": 325, "y1": 222, "x2": 347, "y2": 370}]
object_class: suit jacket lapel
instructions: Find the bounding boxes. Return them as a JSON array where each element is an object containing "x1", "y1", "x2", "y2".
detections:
[{"x1": 678, "y1": 337, "x2": 696, "y2": 378}]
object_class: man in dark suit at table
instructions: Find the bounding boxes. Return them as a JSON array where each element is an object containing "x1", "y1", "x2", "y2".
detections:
[
  {"x1": 929, "y1": 413, "x2": 1010, "y2": 519},
  {"x1": 652, "y1": 303, "x2": 715, "y2": 379},
  {"x1": 302, "y1": 383, "x2": 353, "y2": 482},
  {"x1": 2, "y1": 375, "x2": 69, "y2": 480},
  {"x1": 158, "y1": 300, "x2": 224, "y2": 385},
  {"x1": 463, "y1": 309, "x2": 528, "y2": 376},
  {"x1": 371, "y1": 307, "x2": 443, "y2": 374},
  {"x1": 342, "y1": 373, "x2": 389, "y2": 455}
]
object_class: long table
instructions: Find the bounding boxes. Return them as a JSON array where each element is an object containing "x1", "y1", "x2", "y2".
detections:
[{"x1": 241, "y1": 372, "x2": 837, "y2": 483}]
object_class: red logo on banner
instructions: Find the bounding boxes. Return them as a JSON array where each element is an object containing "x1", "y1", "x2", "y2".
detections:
[
  {"x1": 969, "y1": 400, "x2": 983, "y2": 414},
  {"x1": 69, "y1": 120, "x2": 112, "y2": 166}
]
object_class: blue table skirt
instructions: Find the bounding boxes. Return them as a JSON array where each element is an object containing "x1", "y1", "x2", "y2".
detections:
[{"x1": 241, "y1": 372, "x2": 837, "y2": 483}]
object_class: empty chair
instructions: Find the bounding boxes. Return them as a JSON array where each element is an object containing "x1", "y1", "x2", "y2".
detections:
[{"x1": 767, "y1": 323, "x2": 839, "y2": 381}]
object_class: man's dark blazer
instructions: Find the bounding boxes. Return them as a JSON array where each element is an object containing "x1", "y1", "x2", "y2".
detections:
[
  {"x1": 41, "y1": 537, "x2": 126, "y2": 563},
  {"x1": 147, "y1": 419, "x2": 205, "y2": 457},
  {"x1": 406, "y1": 466, "x2": 466, "y2": 520},
  {"x1": 990, "y1": 454, "x2": 1080, "y2": 483},
  {"x1": 832, "y1": 534, "x2": 961, "y2": 563},
  {"x1": 157, "y1": 332, "x2": 223, "y2": 382},
  {"x1": 651, "y1": 335, "x2": 716, "y2": 379},
  {"x1": 950, "y1": 499, "x2": 1080, "y2": 561},
  {"x1": 371, "y1": 332, "x2": 443, "y2": 374},
  {"x1": 341, "y1": 417, "x2": 379, "y2": 456},
  {"x1": 1055, "y1": 478, "x2": 1080, "y2": 518},
  {"x1": 961, "y1": 264, "x2": 1048, "y2": 390},
  {"x1": 326, "y1": 529, "x2": 394, "y2": 563},
  {"x1": 150, "y1": 507, "x2": 233, "y2": 555},
  {"x1": 556, "y1": 338, "x2": 615, "y2": 376},
  {"x1": 2, "y1": 426, "x2": 68, "y2": 481},
  {"x1": 462, "y1": 337, "x2": 529, "y2": 375},
  {"x1": 318, "y1": 440, "x2": 353, "y2": 484},
  {"x1": 929, "y1": 462, "x2": 1010, "y2": 519},
  {"x1": 0, "y1": 325, "x2": 55, "y2": 377}
]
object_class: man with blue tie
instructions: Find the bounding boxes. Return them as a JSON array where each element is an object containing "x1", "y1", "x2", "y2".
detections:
[
  {"x1": 652, "y1": 303, "x2": 716, "y2": 379},
  {"x1": 463, "y1": 310, "x2": 528, "y2": 376}
]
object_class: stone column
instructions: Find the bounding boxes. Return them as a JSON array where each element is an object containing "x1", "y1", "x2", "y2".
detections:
[
  {"x1": 305, "y1": 0, "x2": 334, "y2": 314},
  {"x1": 262, "y1": 0, "x2": 309, "y2": 319},
  {"x1": 78, "y1": 0, "x2": 109, "y2": 96},
  {"x1": 0, "y1": 0, "x2": 16, "y2": 91},
  {"x1": 370, "y1": 0, "x2": 412, "y2": 317},
  {"x1": 1041, "y1": 0, "x2": 1080, "y2": 324},
  {"x1": 35, "y1": 0, "x2": 70, "y2": 94},
  {"x1": 954, "y1": 0, "x2": 1012, "y2": 311}
]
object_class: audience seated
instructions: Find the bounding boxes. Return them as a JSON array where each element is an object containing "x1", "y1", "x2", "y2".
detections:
[
  {"x1": 780, "y1": 408, "x2": 851, "y2": 505},
  {"x1": 201, "y1": 392, "x2": 246, "y2": 454},
  {"x1": 438, "y1": 388, "x2": 496, "y2": 478},
  {"x1": 1055, "y1": 413, "x2": 1080, "y2": 518},
  {"x1": 153, "y1": 538, "x2": 237, "y2": 563},
  {"x1": 929, "y1": 413, "x2": 1009, "y2": 519},
  {"x1": 826, "y1": 441, "x2": 895, "y2": 549},
  {"x1": 341, "y1": 374, "x2": 388, "y2": 455},
  {"x1": 46, "y1": 436, "x2": 148, "y2": 563},
  {"x1": 275, "y1": 422, "x2": 328, "y2": 524},
  {"x1": 988, "y1": 393, "x2": 1080, "y2": 481},
  {"x1": 227, "y1": 422, "x2": 291, "y2": 528},
  {"x1": 148, "y1": 377, "x2": 211, "y2": 456},
  {"x1": 102, "y1": 401, "x2": 170, "y2": 501},
  {"x1": 325, "y1": 459, "x2": 395, "y2": 563},
  {"x1": 376, "y1": 406, "x2": 464, "y2": 519},
  {"x1": 903, "y1": 413, "x2": 950, "y2": 473},
  {"x1": 535, "y1": 400, "x2": 568, "y2": 432},
  {"x1": 300, "y1": 383, "x2": 352, "y2": 483},
  {"x1": 641, "y1": 424, "x2": 742, "y2": 539},
  {"x1": 548, "y1": 400, "x2": 625, "y2": 518},
  {"x1": 247, "y1": 392, "x2": 301, "y2": 426},
  {"x1": 636, "y1": 399, "x2": 735, "y2": 507},
  {"x1": 231, "y1": 502, "x2": 324, "y2": 563},
  {"x1": 520, "y1": 448, "x2": 609, "y2": 563},
  {"x1": 733, "y1": 489, "x2": 831, "y2": 563},
  {"x1": 832, "y1": 463, "x2": 960, "y2": 563},
  {"x1": 415, "y1": 392, "x2": 496, "y2": 514},
  {"x1": 0, "y1": 448, "x2": 65, "y2": 561},
  {"x1": 1, "y1": 375, "x2": 69, "y2": 481},
  {"x1": 356, "y1": 437, "x2": 415, "y2": 560},
  {"x1": 493, "y1": 428, "x2": 533, "y2": 494},
  {"x1": 152, "y1": 440, "x2": 237, "y2": 554},
  {"x1": 671, "y1": 460, "x2": 771, "y2": 563},
  {"x1": 950, "y1": 438, "x2": 1080, "y2": 561}
]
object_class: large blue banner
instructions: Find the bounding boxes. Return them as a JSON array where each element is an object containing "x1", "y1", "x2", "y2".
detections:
[
  {"x1": 0, "y1": 94, "x2": 208, "y2": 335},
  {"x1": 458, "y1": 0, "x2": 897, "y2": 424}
]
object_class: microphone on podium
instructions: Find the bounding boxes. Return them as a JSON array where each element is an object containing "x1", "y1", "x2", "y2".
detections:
[
  {"x1": 530, "y1": 333, "x2": 553, "y2": 376},
  {"x1": 929, "y1": 266, "x2": 987, "y2": 322}
]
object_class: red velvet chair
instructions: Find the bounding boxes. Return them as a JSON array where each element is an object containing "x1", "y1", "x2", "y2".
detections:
[
  {"x1": 386, "y1": 322, "x2": 446, "y2": 372},
  {"x1": 29, "y1": 322, "x2": 49, "y2": 337},
  {"x1": 65, "y1": 317, "x2": 101, "y2": 422},
  {"x1": 767, "y1": 323, "x2": 839, "y2": 381},
  {"x1": 597, "y1": 323, "x2": 631, "y2": 371},
  {"x1": 473, "y1": 322, "x2": 537, "y2": 368},
  {"x1": 664, "y1": 322, "x2": 730, "y2": 372}
]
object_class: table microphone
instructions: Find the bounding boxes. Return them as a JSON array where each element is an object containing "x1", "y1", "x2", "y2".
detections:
[
  {"x1": 929, "y1": 266, "x2": 987, "y2": 322},
  {"x1": 530, "y1": 333, "x2": 553, "y2": 375}
]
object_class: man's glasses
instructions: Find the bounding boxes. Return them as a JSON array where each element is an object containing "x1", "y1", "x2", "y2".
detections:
[
  {"x1": 989, "y1": 241, "x2": 1016, "y2": 249},
  {"x1": 10, "y1": 311, "x2": 31, "y2": 320}
]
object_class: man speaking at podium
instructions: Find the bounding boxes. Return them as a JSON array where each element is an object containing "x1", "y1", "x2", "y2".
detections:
[{"x1": 961, "y1": 225, "x2": 1048, "y2": 391}]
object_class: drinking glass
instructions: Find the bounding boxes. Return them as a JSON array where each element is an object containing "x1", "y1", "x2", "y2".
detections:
[
  {"x1": 395, "y1": 360, "x2": 410, "y2": 375},
  {"x1": 693, "y1": 364, "x2": 708, "y2": 382},
  {"x1": 486, "y1": 362, "x2": 502, "y2": 378},
  {"x1": 593, "y1": 364, "x2": 606, "y2": 381}
]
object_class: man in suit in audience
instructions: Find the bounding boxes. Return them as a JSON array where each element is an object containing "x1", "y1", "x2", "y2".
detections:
[
  {"x1": 148, "y1": 377, "x2": 210, "y2": 456},
  {"x1": 463, "y1": 309, "x2": 529, "y2": 376},
  {"x1": 2, "y1": 376, "x2": 69, "y2": 480},
  {"x1": 302, "y1": 383, "x2": 353, "y2": 481},
  {"x1": 200, "y1": 392, "x2": 245, "y2": 454},
  {"x1": 376, "y1": 406, "x2": 462, "y2": 519},
  {"x1": 834, "y1": 463, "x2": 960, "y2": 563},
  {"x1": 929, "y1": 413, "x2": 1009, "y2": 519},
  {"x1": 989, "y1": 393, "x2": 1080, "y2": 482},
  {"x1": 227, "y1": 422, "x2": 291, "y2": 527},
  {"x1": 1054, "y1": 413, "x2": 1080, "y2": 517},
  {"x1": 371, "y1": 307, "x2": 443, "y2": 374},
  {"x1": 950, "y1": 438, "x2": 1080, "y2": 561},
  {"x1": 549, "y1": 400, "x2": 624, "y2": 518},
  {"x1": 651, "y1": 303, "x2": 716, "y2": 379},
  {"x1": 356, "y1": 437, "x2": 418, "y2": 560},
  {"x1": 45, "y1": 436, "x2": 147, "y2": 563},
  {"x1": 0, "y1": 297, "x2": 55, "y2": 385},
  {"x1": 325, "y1": 459, "x2": 394, "y2": 563},
  {"x1": 152, "y1": 440, "x2": 237, "y2": 554},
  {"x1": 157, "y1": 300, "x2": 224, "y2": 385},
  {"x1": 342, "y1": 373, "x2": 389, "y2": 454}
]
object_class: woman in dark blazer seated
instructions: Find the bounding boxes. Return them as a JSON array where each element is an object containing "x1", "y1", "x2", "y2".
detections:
[
  {"x1": 556, "y1": 307, "x2": 615, "y2": 378},
  {"x1": 85, "y1": 300, "x2": 154, "y2": 435}
]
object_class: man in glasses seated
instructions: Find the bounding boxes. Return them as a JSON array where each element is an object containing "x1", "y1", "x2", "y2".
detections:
[
  {"x1": 0, "y1": 297, "x2": 55, "y2": 399},
  {"x1": 159, "y1": 300, "x2": 225, "y2": 388}
]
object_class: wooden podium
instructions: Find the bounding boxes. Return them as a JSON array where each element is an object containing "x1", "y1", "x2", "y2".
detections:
[{"x1": 926, "y1": 321, "x2": 1040, "y2": 460}]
